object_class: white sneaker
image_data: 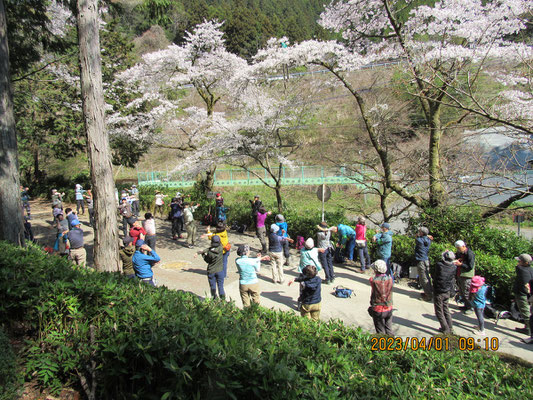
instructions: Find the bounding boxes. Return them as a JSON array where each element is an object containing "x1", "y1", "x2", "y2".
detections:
[{"x1": 474, "y1": 328, "x2": 486, "y2": 336}]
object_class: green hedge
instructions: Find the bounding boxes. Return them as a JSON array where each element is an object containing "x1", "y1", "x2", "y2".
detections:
[{"x1": 1, "y1": 242, "x2": 533, "y2": 399}]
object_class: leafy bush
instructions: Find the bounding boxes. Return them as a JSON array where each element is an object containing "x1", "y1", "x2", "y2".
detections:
[
  {"x1": 0, "y1": 328, "x2": 22, "y2": 400},
  {"x1": 1, "y1": 242, "x2": 533, "y2": 399}
]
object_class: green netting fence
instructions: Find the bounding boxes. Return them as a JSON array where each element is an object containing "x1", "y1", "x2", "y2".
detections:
[{"x1": 137, "y1": 166, "x2": 364, "y2": 187}]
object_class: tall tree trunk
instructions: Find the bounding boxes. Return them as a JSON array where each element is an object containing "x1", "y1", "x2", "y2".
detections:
[
  {"x1": 0, "y1": 0, "x2": 24, "y2": 246},
  {"x1": 76, "y1": 0, "x2": 119, "y2": 271},
  {"x1": 428, "y1": 108, "x2": 445, "y2": 207},
  {"x1": 204, "y1": 165, "x2": 216, "y2": 194},
  {"x1": 275, "y1": 181, "x2": 283, "y2": 213}
]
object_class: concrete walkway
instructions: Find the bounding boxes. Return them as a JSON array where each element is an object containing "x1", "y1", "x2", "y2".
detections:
[{"x1": 28, "y1": 200, "x2": 533, "y2": 365}]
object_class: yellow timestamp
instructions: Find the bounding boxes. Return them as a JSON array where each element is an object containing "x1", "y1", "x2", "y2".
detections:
[{"x1": 371, "y1": 336, "x2": 500, "y2": 351}]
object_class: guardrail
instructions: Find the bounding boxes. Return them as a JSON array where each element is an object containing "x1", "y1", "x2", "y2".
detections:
[{"x1": 138, "y1": 166, "x2": 365, "y2": 188}]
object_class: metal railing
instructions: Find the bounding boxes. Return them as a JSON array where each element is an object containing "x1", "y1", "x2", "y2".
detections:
[{"x1": 138, "y1": 166, "x2": 365, "y2": 188}]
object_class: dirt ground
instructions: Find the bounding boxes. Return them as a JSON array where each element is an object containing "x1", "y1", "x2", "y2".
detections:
[{"x1": 26, "y1": 199, "x2": 533, "y2": 365}]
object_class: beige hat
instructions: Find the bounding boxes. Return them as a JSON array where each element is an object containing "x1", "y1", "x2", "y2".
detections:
[
  {"x1": 516, "y1": 254, "x2": 532, "y2": 265},
  {"x1": 372, "y1": 260, "x2": 388, "y2": 274},
  {"x1": 304, "y1": 238, "x2": 314, "y2": 249}
]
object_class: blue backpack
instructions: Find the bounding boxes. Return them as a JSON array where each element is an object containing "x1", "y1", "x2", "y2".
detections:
[{"x1": 334, "y1": 286, "x2": 354, "y2": 298}]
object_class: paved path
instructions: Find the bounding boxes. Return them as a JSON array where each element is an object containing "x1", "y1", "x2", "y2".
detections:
[{"x1": 28, "y1": 200, "x2": 533, "y2": 364}]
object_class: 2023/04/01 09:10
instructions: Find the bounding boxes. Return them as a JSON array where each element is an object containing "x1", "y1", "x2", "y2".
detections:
[{"x1": 370, "y1": 336, "x2": 500, "y2": 351}]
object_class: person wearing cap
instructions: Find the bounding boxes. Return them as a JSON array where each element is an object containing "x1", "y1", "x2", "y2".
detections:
[
  {"x1": 235, "y1": 245, "x2": 270, "y2": 307},
  {"x1": 249, "y1": 195, "x2": 263, "y2": 229},
  {"x1": 275, "y1": 214, "x2": 291, "y2": 266},
  {"x1": 355, "y1": 217, "x2": 371, "y2": 272},
  {"x1": 317, "y1": 222, "x2": 335, "y2": 283},
  {"x1": 372, "y1": 223, "x2": 393, "y2": 275},
  {"x1": 330, "y1": 224, "x2": 357, "y2": 263},
  {"x1": 132, "y1": 239, "x2": 160, "y2": 286},
  {"x1": 432, "y1": 250, "x2": 457, "y2": 334},
  {"x1": 130, "y1": 185, "x2": 140, "y2": 217},
  {"x1": 75, "y1": 184, "x2": 85, "y2": 215},
  {"x1": 119, "y1": 197, "x2": 136, "y2": 237},
  {"x1": 453, "y1": 240, "x2": 475, "y2": 313},
  {"x1": 256, "y1": 207, "x2": 272, "y2": 254},
  {"x1": 215, "y1": 192, "x2": 225, "y2": 223},
  {"x1": 268, "y1": 224, "x2": 292, "y2": 284},
  {"x1": 368, "y1": 259, "x2": 394, "y2": 335},
  {"x1": 119, "y1": 236, "x2": 136, "y2": 278},
  {"x1": 289, "y1": 265, "x2": 322, "y2": 320},
  {"x1": 199, "y1": 235, "x2": 225, "y2": 299},
  {"x1": 513, "y1": 253, "x2": 533, "y2": 336},
  {"x1": 470, "y1": 275, "x2": 488, "y2": 335},
  {"x1": 68, "y1": 218, "x2": 86, "y2": 266},
  {"x1": 415, "y1": 227, "x2": 433, "y2": 301}
]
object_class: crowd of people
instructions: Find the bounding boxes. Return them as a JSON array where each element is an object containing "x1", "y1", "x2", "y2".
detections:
[{"x1": 28, "y1": 186, "x2": 533, "y2": 344}]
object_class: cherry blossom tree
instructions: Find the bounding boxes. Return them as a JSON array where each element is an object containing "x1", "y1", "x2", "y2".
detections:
[
  {"x1": 117, "y1": 20, "x2": 248, "y2": 192},
  {"x1": 171, "y1": 82, "x2": 316, "y2": 211},
  {"x1": 254, "y1": 0, "x2": 532, "y2": 214}
]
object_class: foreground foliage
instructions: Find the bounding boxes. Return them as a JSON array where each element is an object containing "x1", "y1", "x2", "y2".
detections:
[{"x1": 1, "y1": 242, "x2": 532, "y2": 399}]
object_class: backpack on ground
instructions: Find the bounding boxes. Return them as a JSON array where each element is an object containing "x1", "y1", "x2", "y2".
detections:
[
  {"x1": 334, "y1": 286, "x2": 354, "y2": 298},
  {"x1": 202, "y1": 206, "x2": 213, "y2": 226}
]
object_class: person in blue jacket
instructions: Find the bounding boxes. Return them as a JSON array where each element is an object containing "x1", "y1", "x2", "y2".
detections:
[
  {"x1": 415, "y1": 226, "x2": 433, "y2": 301},
  {"x1": 132, "y1": 239, "x2": 160, "y2": 286},
  {"x1": 331, "y1": 224, "x2": 356, "y2": 262},
  {"x1": 275, "y1": 214, "x2": 291, "y2": 265},
  {"x1": 373, "y1": 223, "x2": 393, "y2": 274}
]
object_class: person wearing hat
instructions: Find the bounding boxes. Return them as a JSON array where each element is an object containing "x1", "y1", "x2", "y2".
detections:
[
  {"x1": 183, "y1": 202, "x2": 200, "y2": 248},
  {"x1": 154, "y1": 190, "x2": 167, "y2": 218},
  {"x1": 51, "y1": 188, "x2": 65, "y2": 212},
  {"x1": 256, "y1": 207, "x2": 272, "y2": 254},
  {"x1": 432, "y1": 250, "x2": 457, "y2": 334},
  {"x1": 132, "y1": 239, "x2": 160, "y2": 286},
  {"x1": 513, "y1": 253, "x2": 533, "y2": 336},
  {"x1": 372, "y1": 223, "x2": 393, "y2": 274},
  {"x1": 68, "y1": 218, "x2": 86, "y2": 266},
  {"x1": 453, "y1": 240, "x2": 475, "y2": 313},
  {"x1": 170, "y1": 196, "x2": 184, "y2": 240},
  {"x1": 215, "y1": 192, "x2": 225, "y2": 223},
  {"x1": 199, "y1": 235, "x2": 225, "y2": 299},
  {"x1": 268, "y1": 224, "x2": 292, "y2": 284},
  {"x1": 355, "y1": 217, "x2": 371, "y2": 272},
  {"x1": 330, "y1": 223, "x2": 357, "y2": 263},
  {"x1": 129, "y1": 220, "x2": 146, "y2": 246},
  {"x1": 276, "y1": 214, "x2": 291, "y2": 266},
  {"x1": 249, "y1": 195, "x2": 263, "y2": 229},
  {"x1": 317, "y1": 222, "x2": 335, "y2": 283},
  {"x1": 119, "y1": 236, "x2": 136, "y2": 279},
  {"x1": 369, "y1": 259, "x2": 393, "y2": 335},
  {"x1": 415, "y1": 227, "x2": 433, "y2": 301},
  {"x1": 235, "y1": 245, "x2": 270, "y2": 307},
  {"x1": 299, "y1": 238, "x2": 324, "y2": 274},
  {"x1": 470, "y1": 275, "x2": 488, "y2": 335}
]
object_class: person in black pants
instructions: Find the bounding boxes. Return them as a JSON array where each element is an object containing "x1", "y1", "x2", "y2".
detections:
[{"x1": 432, "y1": 250, "x2": 457, "y2": 334}]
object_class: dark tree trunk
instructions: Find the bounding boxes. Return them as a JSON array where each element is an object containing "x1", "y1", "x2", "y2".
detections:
[
  {"x1": 0, "y1": 0, "x2": 24, "y2": 245},
  {"x1": 76, "y1": 0, "x2": 119, "y2": 271}
]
